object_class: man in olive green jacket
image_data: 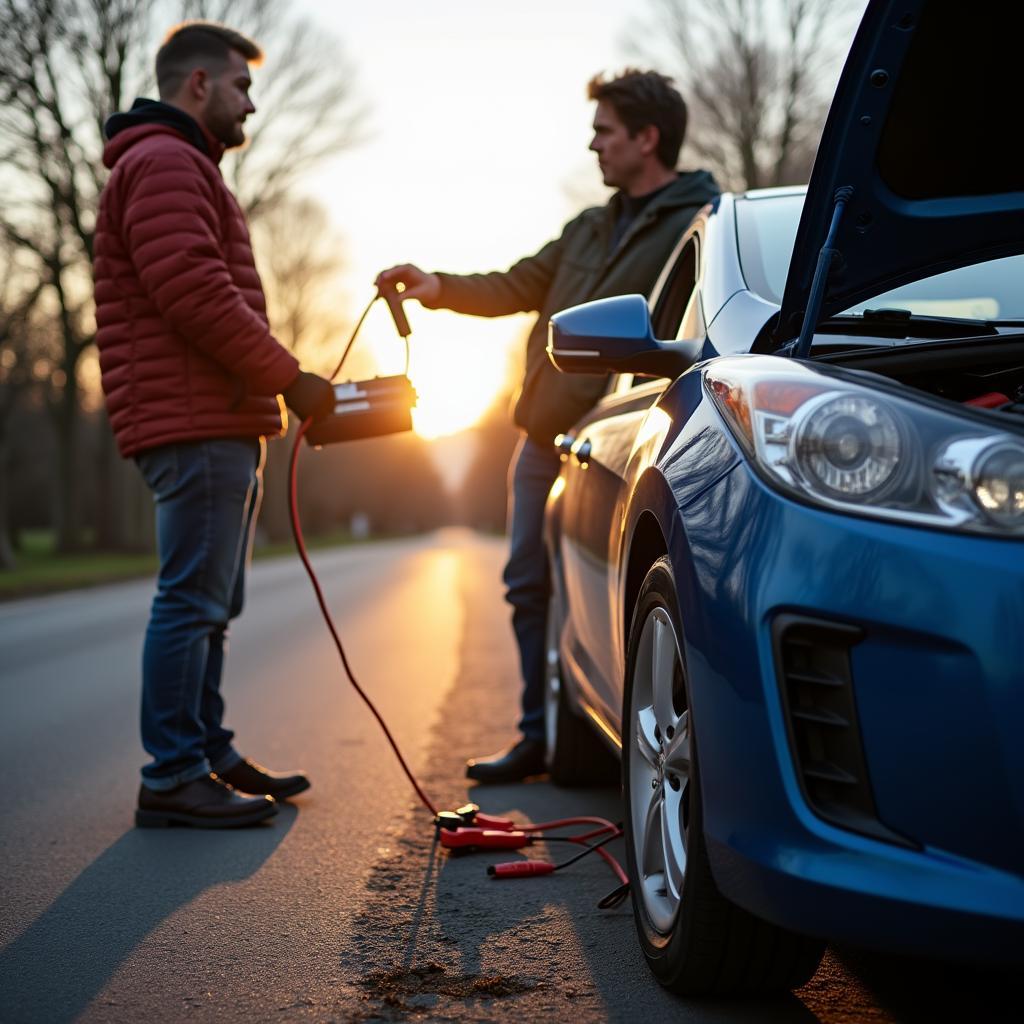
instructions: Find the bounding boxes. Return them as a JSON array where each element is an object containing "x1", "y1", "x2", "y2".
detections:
[{"x1": 377, "y1": 70, "x2": 719, "y2": 782}]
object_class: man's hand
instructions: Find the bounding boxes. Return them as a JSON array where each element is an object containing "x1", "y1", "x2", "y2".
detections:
[
  {"x1": 283, "y1": 370, "x2": 335, "y2": 422},
  {"x1": 375, "y1": 264, "x2": 441, "y2": 306}
]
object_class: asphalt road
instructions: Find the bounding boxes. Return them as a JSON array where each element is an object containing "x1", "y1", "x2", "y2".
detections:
[{"x1": 0, "y1": 530, "x2": 1018, "y2": 1023}]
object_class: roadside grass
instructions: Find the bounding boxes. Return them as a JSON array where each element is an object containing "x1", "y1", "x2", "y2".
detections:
[{"x1": 0, "y1": 529, "x2": 362, "y2": 602}]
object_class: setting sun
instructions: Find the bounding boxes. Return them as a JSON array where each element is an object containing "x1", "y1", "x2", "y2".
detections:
[{"x1": 405, "y1": 310, "x2": 526, "y2": 440}]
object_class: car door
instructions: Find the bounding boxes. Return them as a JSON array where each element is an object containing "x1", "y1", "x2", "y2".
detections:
[{"x1": 559, "y1": 235, "x2": 703, "y2": 723}]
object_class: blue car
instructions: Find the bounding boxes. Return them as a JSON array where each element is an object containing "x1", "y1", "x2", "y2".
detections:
[{"x1": 543, "y1": 0, "x2": 1024, "y2": 995}]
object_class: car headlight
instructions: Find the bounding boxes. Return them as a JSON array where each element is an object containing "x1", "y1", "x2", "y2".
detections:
[
  {"x1": 933, "y1": 438, "x2": 1024, "y2": 528},
  {"x1": 705, "y1": 357, "x2": 1024, "y2": 535},
  {"x1": 791, "y1": 392, "x2": 903, "y2": 500}
]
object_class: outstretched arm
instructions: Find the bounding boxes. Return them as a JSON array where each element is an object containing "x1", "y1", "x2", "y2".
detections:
[{"x1": 375, "y1": 228, "x2": 567, "y2": 320}]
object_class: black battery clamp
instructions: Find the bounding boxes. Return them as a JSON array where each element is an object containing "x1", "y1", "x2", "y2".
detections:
[
  {"x1": 380, "y1": 280, "x2": 412, "y2": 338},
  {"x1": 303, "y1": 283, "x2": 418, "y2": 447}
]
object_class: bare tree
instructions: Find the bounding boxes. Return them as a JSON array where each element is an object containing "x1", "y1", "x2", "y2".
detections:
[
  {"x1": 179, "y1": 0, "x2": 365, "y2": 221},
  {"x1": 254, "y1": 197, "x2": 347, "y2": 363},
  {"x1": 0, "y1": 0, "x2": 361, "y2": 552},
  {"x1": 0, "y1": 244, "x2": 45, "y2": 568},
  {"x1": 0, "y1": 0, "x2": 152, "y2": 550},
  {"x1": 632, "y1": 0, "x2": 861, "y2": 190}
]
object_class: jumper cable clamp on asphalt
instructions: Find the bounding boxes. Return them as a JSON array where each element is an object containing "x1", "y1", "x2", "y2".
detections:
[{"x1": 434, "y1": 802, "x2": 629, "y2": 901}]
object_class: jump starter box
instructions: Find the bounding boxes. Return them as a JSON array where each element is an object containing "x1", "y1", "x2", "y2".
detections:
[{"x1": 303, "y1": 374, "x2": 418, "y2": 446}]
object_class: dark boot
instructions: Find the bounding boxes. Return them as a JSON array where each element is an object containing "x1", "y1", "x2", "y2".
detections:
[
  {"x1": 136, "y1": 773, "x2": 277, "y2": 828},
  {"x1": 217, "y1": 758, "x2": 311, "y2": 800},
  {"x1": 466, "y1": 737, "x2": 546, "y2": 783}
]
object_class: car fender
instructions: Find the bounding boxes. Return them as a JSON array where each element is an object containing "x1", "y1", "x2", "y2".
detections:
[{"x1": 617, "y1": 371, "x2": 741, "y2": 670}]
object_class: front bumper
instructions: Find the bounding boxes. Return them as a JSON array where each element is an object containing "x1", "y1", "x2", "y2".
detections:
[{"x1": 672, "y1": 459, "x2": 1024, "y2": 961}]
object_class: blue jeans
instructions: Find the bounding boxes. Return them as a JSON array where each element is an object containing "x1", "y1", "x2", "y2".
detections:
[
  {"x1": 502, "y1": 436, "x2": 564, "y2": 742},
  {"x1": 135, "y1": 438, "x2": 265, "y2": 790}
]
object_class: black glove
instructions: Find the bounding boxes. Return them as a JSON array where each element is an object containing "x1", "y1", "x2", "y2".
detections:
[{"x1": 283, "y1": 370, "x2": 335, "y2": 422}]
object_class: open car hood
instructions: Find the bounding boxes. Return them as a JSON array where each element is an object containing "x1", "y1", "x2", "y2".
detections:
[{"x1": 775, "y1": 0, "x2": 1024, "y2": 348}]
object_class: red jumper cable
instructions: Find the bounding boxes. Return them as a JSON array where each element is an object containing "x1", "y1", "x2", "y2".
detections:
[{"x1": 286, "y1": 289, "x2": 629, "y2": 899}]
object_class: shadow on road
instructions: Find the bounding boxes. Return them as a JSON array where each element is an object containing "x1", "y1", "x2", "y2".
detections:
[
  {"x1": 834, "y1": 946, "x2": 1024, "y2": 1023},
  {"x1": 418, "y1": 778, "x2": 822, "y2": 1024},
  {"x1": 0, "y1": 808, "x2": 295, "y2": 1024}
]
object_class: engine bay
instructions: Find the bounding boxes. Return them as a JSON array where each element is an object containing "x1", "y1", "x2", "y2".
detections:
[{"x1": 818, "y1": 338, "x2": 1024, "y2": 423}]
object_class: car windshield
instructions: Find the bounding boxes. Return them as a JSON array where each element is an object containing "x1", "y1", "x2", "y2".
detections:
[{"x1": 735, "y1": 193, "x2": 1024, "y2": 321}]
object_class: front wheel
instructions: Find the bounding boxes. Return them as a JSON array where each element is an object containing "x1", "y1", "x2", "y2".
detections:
[{"x1": 623, "y1": 556, "x2": 824, "y2": 995}]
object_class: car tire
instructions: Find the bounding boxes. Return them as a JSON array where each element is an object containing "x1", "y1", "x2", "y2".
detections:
[
  {"x1": 623, "y1": 556, "x2": 824, "y2": 995},
  {"x1": 544, "y1": 578, "x2": 619, "y2": 786}
]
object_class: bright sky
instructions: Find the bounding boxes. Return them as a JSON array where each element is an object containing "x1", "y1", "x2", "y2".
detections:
[{"x1": 295, "y1": 0, "x2": 636, "y2": 438}]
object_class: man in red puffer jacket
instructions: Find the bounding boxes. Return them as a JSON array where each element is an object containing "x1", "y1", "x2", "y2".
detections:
[{"x1": 94, "y1": 21, "x2": 334, "y2": 828}]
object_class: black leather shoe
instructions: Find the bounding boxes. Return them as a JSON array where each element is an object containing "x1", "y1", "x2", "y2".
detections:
[
  {"x1": 216, "y1": 757, "x2": 311, "y2": 800},
  {"x1": 135, "y1": 773, "x2": 277, "y2": 828},
  {"x1": 466, "y1": 737, "x2": 547, "y2": 783}
]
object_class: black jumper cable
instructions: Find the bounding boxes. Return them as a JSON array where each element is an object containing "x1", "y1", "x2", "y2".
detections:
[{"x1": 286, "y1": 284, "x2": 630, "y2": 903}]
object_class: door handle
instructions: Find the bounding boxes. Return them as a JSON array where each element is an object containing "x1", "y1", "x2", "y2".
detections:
[
  {"x1": 572, "y1": 438, "x2": 592, "y2": 466},
  {"x1": 554, "y1": 433, "x2": 575, "y2": 458}
]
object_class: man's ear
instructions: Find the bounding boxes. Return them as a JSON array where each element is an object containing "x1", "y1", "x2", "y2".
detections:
[
  {"x1": 638, "y1": 124, "x2": 660, "y2": 158},
  {"x1": 185, "y1": 66, "x2": 210, "y2": 103}
]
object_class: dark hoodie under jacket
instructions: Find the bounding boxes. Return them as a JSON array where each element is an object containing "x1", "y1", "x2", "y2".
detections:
[
  {"x1": 425, "y1": 169, "x2": 720, "y2": 444},
  {"x1": 104, "y1": 97, "x2": 216, "y2": 158}
]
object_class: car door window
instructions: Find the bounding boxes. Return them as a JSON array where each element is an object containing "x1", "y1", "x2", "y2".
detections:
[{"x1": 651, "y1": 238, "x2": 699, "y2": 341}]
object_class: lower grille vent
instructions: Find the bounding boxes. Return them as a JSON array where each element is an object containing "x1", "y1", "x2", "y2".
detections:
[{"x1": 773, "y1": 614, "x2": 910, "y2": 846}]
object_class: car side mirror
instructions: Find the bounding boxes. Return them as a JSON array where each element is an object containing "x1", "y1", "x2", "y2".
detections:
[{"x1": 547, "y1": 294, "x2": 703, "y2": 379}]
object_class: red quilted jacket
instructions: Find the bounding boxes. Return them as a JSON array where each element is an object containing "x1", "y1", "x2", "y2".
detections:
[{"x1": 93, "y1": 102, "x2": 300, "y2": 457}]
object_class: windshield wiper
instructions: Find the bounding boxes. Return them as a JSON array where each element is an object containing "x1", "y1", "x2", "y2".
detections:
[{"x1": 818, "y1": 308, "x2": 998, "y2": 339}]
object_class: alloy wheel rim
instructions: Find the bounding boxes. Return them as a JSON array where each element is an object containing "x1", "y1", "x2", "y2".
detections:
[{"x1": 629, "y1": 604, "x2": 691, "y2": 934}]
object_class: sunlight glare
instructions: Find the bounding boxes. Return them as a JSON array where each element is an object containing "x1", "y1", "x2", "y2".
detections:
[{"x1": 406, "y1": 310, "x2": 525, "y2": 439}]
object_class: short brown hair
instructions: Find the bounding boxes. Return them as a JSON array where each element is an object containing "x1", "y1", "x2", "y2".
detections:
[
  {"x1": 587, "y1": 69, "x2": 688, "y2": 169},
  {"x1": 156, "y1": 21, "x2": 262, "y2": 98}
]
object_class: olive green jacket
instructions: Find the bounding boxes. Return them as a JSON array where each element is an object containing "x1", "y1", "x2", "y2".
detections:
[{"x1": 428, "y1": 169, "x2": 720, "y2": 444}]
